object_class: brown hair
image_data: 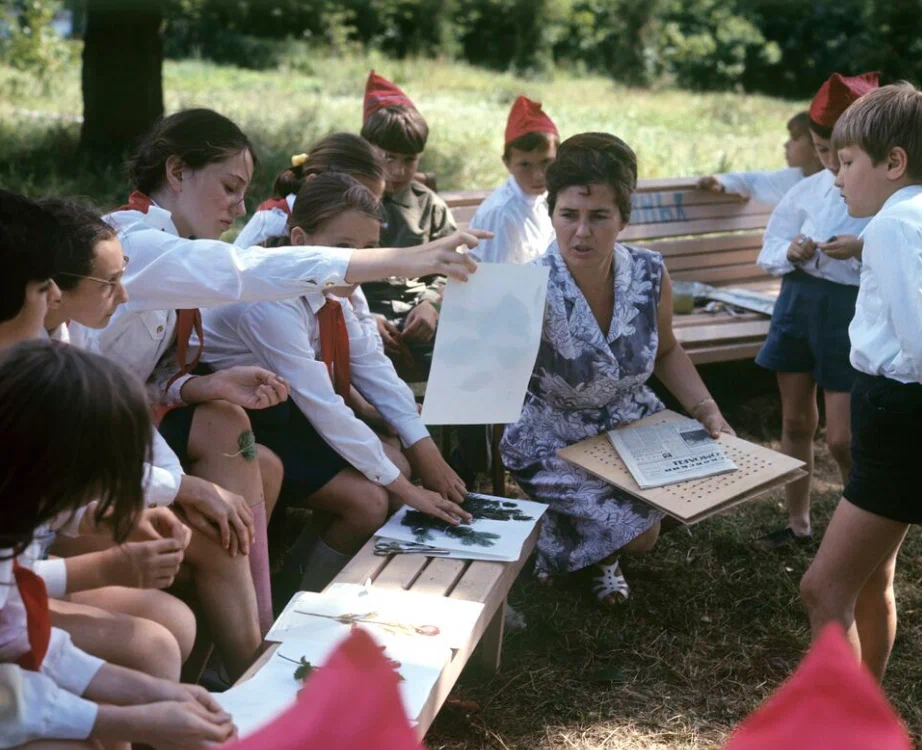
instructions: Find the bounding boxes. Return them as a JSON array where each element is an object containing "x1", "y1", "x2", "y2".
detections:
[
  {"x1": 787, "y1": 111, "x2": 811, "y2": 140},
  {"x1": 38, "y1": 198, "x2": 119, "y2": 292},
  {"x1": 289, "y1": 172, "x2": 384, "y2": 236},
  {"x1": 833, "y1": 83, "x2": 922, "y2": 181},
  {"x1": 128, "y1": 108, "x2": 257, "y2": 195},
  {"x1": 0, "y1": 190, "x2": 56, "y2": 323},
  {"x1": 503, "y1": 131, "x2": 560, "y2": 162},
  {"x1": 272, "y1": 133, "x2": 386, "y2": 198},
  {"x1": 361, "y1": 105, "x2": 429, "y2": 155},
  {"x1": 0, "y1": 341, "x2": 152, "y2": 553},
  {"x1": 546, "y1": 132, "x2": 638, "y2": 221}
]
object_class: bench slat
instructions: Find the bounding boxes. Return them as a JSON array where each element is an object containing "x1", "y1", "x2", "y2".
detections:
[
  {"x1": 666, "y1": 248, "x2": 760, "y2": 271},
  {"x1": 672, "y1": 311, "x2": 764, "y2": 328},
  {"x1": 676, "y1": 320, "x2": 770, "y2": 346},
  {"x1": 449, "y1": 560, "x2": 506, "y2": 603},
  {"x1": 645, "y1": 231, "x2": 763, "y2": 257},
  {"x1": 684, "y1": 341, "x2": 765, "y2": 365},
  {"x1": 621, "y1": 213, "x2": 770, "y2": 241},
  {"x1": 373, "y1": 554, "x2": 431, "y2": 590},
  {"x1": 412, "y1": 558, "x2": 469, "y2": 597},
  {"x1": 671, "y1": 263, "x2": 772, "y2": 285}
]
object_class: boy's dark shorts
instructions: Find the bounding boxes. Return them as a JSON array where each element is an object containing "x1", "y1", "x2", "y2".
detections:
[
  {"x1": 756, "y1": 270, "x2": 858, "y2": 393},
  {"x1": 844, "y1": 373, "x2": 922, "y2": 524}
]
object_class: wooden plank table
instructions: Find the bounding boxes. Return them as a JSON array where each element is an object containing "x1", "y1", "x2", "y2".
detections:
[{"x1": 236, "y1": 527, "x2": 539, "y2": 739}]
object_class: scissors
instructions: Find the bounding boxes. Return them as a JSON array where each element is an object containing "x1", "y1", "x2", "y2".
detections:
[{"x1": 373, "y1": 540, "x2": 453, "y2": 557}]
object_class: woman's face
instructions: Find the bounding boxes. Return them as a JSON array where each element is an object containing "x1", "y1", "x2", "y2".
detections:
[
  {"x1": 290, "y1": 209, "x2": 381, "y2": 296},
  {"x1": 552, "y1": 183, "x2": 625, "y2": 271},
  {"x1": 58, "y1": 237, "x2": 129, "y2": 329},
  {"x1": 811, "y1": 132, "x2": 840, "y2": 174},
  {"x1": 170, "y1": 148, "x2": 255, "y2": 239}
]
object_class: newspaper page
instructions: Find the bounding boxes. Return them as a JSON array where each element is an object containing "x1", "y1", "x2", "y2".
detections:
[{"x1": 608, "y1": 416, "x2": 738, "y2": 489}]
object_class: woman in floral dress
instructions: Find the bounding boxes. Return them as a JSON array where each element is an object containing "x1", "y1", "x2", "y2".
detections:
[{"x1": 500, "y1": 132, "x2": 734, "y2": 605}]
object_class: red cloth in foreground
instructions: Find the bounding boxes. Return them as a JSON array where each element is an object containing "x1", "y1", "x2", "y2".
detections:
[
  {"x1": 222, "y1": 628, "x2": 422, "y2": 750},
  {"x1": 724, "y1": 624, "x2": 910, "y2": 750},
  {"x1": 504, "y1": 95, "x2": 559, "y2": 146},
  {"x1": 809, "y1": 72, "x2": 880, "y2": 128}
]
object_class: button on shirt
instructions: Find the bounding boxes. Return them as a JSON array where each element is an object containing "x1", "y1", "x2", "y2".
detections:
[
  {"x1": 850, "y1": 185, "x2": 922, "y2": 384},
  {"x1": 758, "y1": 169, "x2": 869, "y2": 286},
  {"x1": 82, "y1": 201, "x2": 354, "y2": 407},
  {"x1": 198, "y1": 294, "x2": 430, "y2": 486},
  {"x1": 468, "y1": 175, "x2": 554, "y2": 264},
  {"x1": 716, "y1": 166, "x2": 804, "y2": 207}
]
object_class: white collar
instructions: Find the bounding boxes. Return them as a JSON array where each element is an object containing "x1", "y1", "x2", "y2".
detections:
[
  {"x1": 880, "y1": 184, "x2": 922, "y2": 213},
  {"x1": 507, "y1": 175, "x2": 545, "y2": 206}
]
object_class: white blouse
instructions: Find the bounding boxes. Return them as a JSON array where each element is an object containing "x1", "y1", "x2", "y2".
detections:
[
  {"x1": 199, "y1": 294, "x2": 429, "y2": 486},
  {"x1": 850, "y1": 185, "x2": 922, "y2": 384},
  {"x1": 468, "y1": 176, "x2": 554, "y2": 264},
  {"x1": 716, "y1": 166, "x2": 804, "y2": 206},
  {"x1": 758, "y1": 169, "x2": 869, "y2": 286},
  {"x1": 81, "y1": 201, "x2": 353, "y2": 407}
]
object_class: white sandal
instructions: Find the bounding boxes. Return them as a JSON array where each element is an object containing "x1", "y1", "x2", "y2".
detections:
[{"x1": 592, "y1": 559, "x2": 629, "y2": 605}]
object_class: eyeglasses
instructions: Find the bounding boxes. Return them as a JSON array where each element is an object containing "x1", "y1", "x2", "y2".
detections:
[{"x1": 57, "y1": 256, "x2": 129, "y2": 298}]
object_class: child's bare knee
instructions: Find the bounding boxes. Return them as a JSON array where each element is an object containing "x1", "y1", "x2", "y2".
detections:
[
  {"x1": 194, "y1": 400, "x2": 253, "y2": 442},
  {"x1": 351, "y1": 485, "x2": 389, "y2": 532},
  {"x1": 783, "y1": 412, "x2": 819, "y2": 441},
  {"x1": 826, "y1": 434, "x2": 851, "y2": 465},
  {"x1": 133, "y1": 618, "x2": 183, "y2": 681}
]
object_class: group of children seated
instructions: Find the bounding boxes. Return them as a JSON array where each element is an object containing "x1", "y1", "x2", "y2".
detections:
[{"x1": 2, "y1": 64, "x2": 921, "y2": 748}]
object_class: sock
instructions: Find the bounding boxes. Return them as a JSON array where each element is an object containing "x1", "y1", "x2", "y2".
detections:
[
  {"x1": 300, "y1": 537, "x2": 351, "y2": 593},
  {"x1": 248, "y1": 502, "x2": 274, "y2": 635}
]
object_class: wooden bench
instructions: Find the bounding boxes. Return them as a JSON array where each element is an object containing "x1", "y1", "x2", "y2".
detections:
[
  {"x1": 442, "y1": 177, "x2": 779, "y2": 365},
  {"x1": 236, "y1": 526, "x2": 539, "y2": 739}
]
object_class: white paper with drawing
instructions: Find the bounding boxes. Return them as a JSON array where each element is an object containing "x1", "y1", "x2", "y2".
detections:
[
  {"x1": 421, "y1": 263, "x2": 549, "y2": 425},
  {"x1": 266, "y1": 582, "x2": 483, "y2": 649},
  {"x1": 376, "y1": 493, "x2": 547, "y2": 562}
]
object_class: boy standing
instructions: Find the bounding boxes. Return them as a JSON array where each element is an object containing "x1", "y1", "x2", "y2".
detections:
[
  {"x1": 360, "y1": 71, "x2": 455, "y2": 375},
  {"x1": 468, "y1": 95, "x2": 559, "y2": 264},
  {"x1": 800, "y1": 83, "x2": 922, "y2": 682},
  {"x1": 698, "y1": 112, "x2": 824, "y2": 206}
]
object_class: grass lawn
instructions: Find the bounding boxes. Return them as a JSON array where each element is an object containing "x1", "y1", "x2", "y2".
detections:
[
  {"x1": 2, "y1": 49, "x2": 802, "y2": 213},
  {"x1": 6, "y1": 52, "x2": 921, "y2": 749}
]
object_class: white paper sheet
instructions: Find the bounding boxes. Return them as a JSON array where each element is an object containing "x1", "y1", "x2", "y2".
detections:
[
  {"x1": 266, "y1": 582, "x2": 484, "y2": 649},
  {"x1": 213, "y1": 649, "x2": 301, "y2": 738},
  {"x1": 376, "y1": 493, "x2": 547, "y2": 562},
  {"x1": 421, "y1": 263, "x2": 549, "y2": 425}
]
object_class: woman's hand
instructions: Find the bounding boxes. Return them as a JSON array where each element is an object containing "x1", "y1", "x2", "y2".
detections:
[
  {"x1": 692, "y1": 398, "x2": 736, "y2": 438},
  {"x1": 181, "y1": 367, "x2": 289, "y2": 409},
  {"x1": 786, "y1": 234, "x2": 817, "y2": 263},
  {"x1": 104, "y1": 540, "x2": 185, "y2": 590},
  {"x1": 117, "y1": 700, "x2": 236, "y2": 749},
  {"x1": 175, "y1": 475, "x2": 254, "y2": 556},
  {"x1": 388, "y1": 475, "x2": 472, "y2": 525},
  {"x1": 402, "y1": 300, "x2": 439, "y2": 344},
  {"x1": 817, "y1": 234, "x2": 863, "y2": 261},
  {"x1": 405, "y1": 438, "x2": 467, "y2": 503}
]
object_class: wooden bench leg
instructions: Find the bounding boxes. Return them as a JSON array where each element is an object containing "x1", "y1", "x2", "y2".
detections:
[{"x1": 477, "y1": 598, "x2": 506, "y2": 674}]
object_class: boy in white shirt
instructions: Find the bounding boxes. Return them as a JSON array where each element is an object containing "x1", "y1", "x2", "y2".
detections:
[
  {"x1": 697, "y1": 112, "x2": 823, "y2": 206},
  {"x1": 469, "y1": 96, "x2": 559, "y2": 264},
  {"x1": 800, "y1": 83, "x2": 922, "y2": 682}
]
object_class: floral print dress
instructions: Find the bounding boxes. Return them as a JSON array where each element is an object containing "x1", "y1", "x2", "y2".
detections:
[{"x1": 500, "y1": 240, "x2": 667, "y2": 574}]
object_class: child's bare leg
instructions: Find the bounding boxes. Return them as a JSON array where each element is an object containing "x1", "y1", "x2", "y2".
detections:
[
  {"x1": 179, "y1": 526, "x2": 260, "y2": 681},
  {"x1": 800, "y1": 498, "x2": 909, "y2": 680},
  {"x1": 258, "y1": 445, "x2": 283, "y2": 519},
  {"x1": 777, "y1": 372, "x2": 819, "y2": 535},
  {"x1": 67, "y1": 587, "x2": 196, "y2": 662},
  {"x1": 823, "y1": 390, "x2": 852, "y2": 484},
  {"x1": 184, "y1": 400, "x2": 269, "y2": 648},
  {"x1": 50, "y1": 599, "x2": 184, "y2": 682},
  {"x1": 307, "y1": 470, "x2": 390, "y2": 554},
  {"x1": 854, "y1": 532, "x2": 906, "y2": 680}
]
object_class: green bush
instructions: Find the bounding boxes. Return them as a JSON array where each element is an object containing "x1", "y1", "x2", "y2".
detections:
[{"x1": 0, "y1": 0, "x2": 73, "y2": 85}]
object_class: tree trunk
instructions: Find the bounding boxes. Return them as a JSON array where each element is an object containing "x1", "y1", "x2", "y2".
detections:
[{"x1": 80, "y1": 1, "x2": 163, "y2": 155}]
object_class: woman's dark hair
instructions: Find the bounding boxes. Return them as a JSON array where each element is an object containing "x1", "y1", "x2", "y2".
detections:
[
  {"x1": 272, "y1": 133, "x2": 386, "y2": 198},
  {"x1": 0, "y1": 341, "x2": 152, "y2": 553},
  {"x1": 360, "y1": 105, "x2": 429, "y2": 155},
  {"x1": 38, "y1": 198, "x2": 118, "y2": 292},
  {"x1": 0, "y1": 189, "x2": 56, "y2": 323},
  {"x1": 546, "y1": 132, "x2": 638, "y2": 222},
  {"x1": 289, "y1": 172, "x2": 384, "y2": 236},
  {"x1": 128, "y1": 108, "x2": 257, "y2": 195}
]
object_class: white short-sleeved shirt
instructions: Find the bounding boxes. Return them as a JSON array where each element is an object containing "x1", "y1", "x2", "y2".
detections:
[{"x1": 468, "y1": 176, "x2": 554, "y2": 265}]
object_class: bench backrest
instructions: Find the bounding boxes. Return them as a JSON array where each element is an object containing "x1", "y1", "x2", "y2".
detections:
[{"x1": 443, "y1": 177, "x2": 775, "y2": 288}]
